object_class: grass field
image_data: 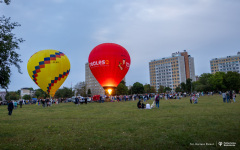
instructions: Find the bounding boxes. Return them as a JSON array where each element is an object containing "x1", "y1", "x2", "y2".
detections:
[{"x1": 0, "y1": 95, "x2": 239, "y2": 150}]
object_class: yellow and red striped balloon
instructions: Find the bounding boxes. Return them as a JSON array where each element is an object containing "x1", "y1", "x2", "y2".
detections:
[{"x1": 27, "y1": 49, "x2": 70, "y2": 97}]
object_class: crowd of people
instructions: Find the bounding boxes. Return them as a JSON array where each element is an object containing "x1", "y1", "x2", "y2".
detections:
[
  {"x1": 2, "y1": 90, "x2": 238, "y2": 115},
  {"x1": 221, "y1": 91, "x2": 237, "y2": 103}
]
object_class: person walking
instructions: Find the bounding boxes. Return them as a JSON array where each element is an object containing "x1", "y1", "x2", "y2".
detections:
[
  {"x1": 155, "y1": 94, "x2": 160, "y2": 108},
  {"x1": 8, "y1": 100, "x2": 14, "y2": 116}
]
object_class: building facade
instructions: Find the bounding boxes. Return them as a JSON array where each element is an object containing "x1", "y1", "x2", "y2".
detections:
[
  {"x1": 85, "y1": 63, "x2": 105, "y2": 96},
  {"x1": 0, "y1": 91, "x2": 6, "y2": 101},
  {"x1": 210, "y1": 52, "x2": 240, "y2": 74},
  {"x1": 20, "y1": 88, "x2": 35, "y2": 98},
  {"x1": 149, "y1": 50, "x2": 196, "y2": 91}
]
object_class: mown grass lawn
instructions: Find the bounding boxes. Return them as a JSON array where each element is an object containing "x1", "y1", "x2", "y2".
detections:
[{"x1": 0, "y1": 95, "x2": 239, "y2": 150}]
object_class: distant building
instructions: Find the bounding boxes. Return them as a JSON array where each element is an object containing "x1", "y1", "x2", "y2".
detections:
[
  {"x1": 85, "y1": 63, "x2": 105, "y2": 96},
  {"x1": 20, "y1": 88, "x2": 35, "y2": 98},
  {"x1": 210, "y1": 52, "x2": 240, "y2": 74},
  {"x1": 149, "y1": 50, "x2": 196, "y2": 91},
  {"x1": 0, "y1": 91, "x2": 6, "y2": 101}
]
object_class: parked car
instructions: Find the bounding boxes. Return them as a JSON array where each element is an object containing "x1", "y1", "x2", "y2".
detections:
[
  {"x1": 79, "y1": 97, "x2": 91, "y2": 104},
  {"x1": 71, "y1": 96, "x2": 83, "y2": 103},
  {"x1": 67, "y1": 98, "x2": 72, "y2": 102},
  {"x1": 0, "y1": 101, "x2": 8, "y2": 105}
]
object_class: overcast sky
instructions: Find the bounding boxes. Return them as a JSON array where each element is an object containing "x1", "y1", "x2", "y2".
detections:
[{"x1": 1, "y1": 0, "x2": 240, "y2": 91}]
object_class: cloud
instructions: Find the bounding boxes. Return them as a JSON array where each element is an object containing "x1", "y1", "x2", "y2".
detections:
[
  {"x1": 90, "y1": 0, "x2": 240, "y2": 84},
  {"x1": 1, "y1": 0, "x2": 240, "y2": 90}
]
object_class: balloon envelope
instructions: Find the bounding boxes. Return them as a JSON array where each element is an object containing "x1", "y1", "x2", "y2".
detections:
[
  {"x1": 27, "y1": 49, "x2": 70, "y2": 97},
  {"x1": 88, "y1": 43, "x2": 131, "y2": 89}
]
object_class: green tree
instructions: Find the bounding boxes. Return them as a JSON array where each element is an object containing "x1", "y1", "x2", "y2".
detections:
[
  {"x1": 186, "y1": 78, "x2": 192, "y2": 93},
  {"x1": 0, "y1": 96, "x2": 2, "y2": 101},
  {"x1": 224, "y1": 71, "x2": 240, "y2": 92},
  {"x1": 144, "y1": 84, "x2": 156, "y2": 93},
  {"x1": 22, "y1": 95, "x2": 31, "y2": 100},
  {"x1": 132, "y1": 82, "x2": 144, "y2": 94},
  {"x1": 144, "y1": 84, "x2": 149, "y2": 93},
  {"x1": 55, "y1": 89, "x2": 63, "y2": 98},
  {"x1": 1, "y1": 0, "x2": 11, "y2": 5},
  {"x1": 74, "y1": 82, "x2": 86, "y2": 97},
  {"x1": 87, "y1": 89, "x2": 91, "y2": 96},
  {"x1": 55, "y1": 87, "x2": 73, "y2": 98},
  {"x1": 0, "y1": 16, "x2": 24, "y2": 89},
  {"x1": 180, "y1": 82, "x2": 186, "y2": 92},
  {"x1": 80, "y1": 85, "x2": 87, "y2": 97},
  {"x1": 209, "y1": 72, "x2": 226, "y2": 91},
  {"x1": 198, "y1": 73, "x2": 213, "y2": 92},
  {"x1": 150, "y1": 86, "x2": 156, "y2": 93},
  {"x1": 116, "y1": 80, "x2": 128, "y2": 95},
  {"x1": 164, "y1": 87, "x2": 172, "y2": 93},
  {"x1": 5, "y1": 91, "x2": 20, "y2": 100},
  {"x1": 175, "y1": 86, "x2": 182, "y2": 92},
  {"x1": 35, "y1": 88, "x2": 48, "y2": 99},
  {"x1": 158, "y1": 85, "x2": 165, "y2": 93}
]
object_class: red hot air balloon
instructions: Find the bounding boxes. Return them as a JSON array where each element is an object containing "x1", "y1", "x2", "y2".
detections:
[{"x1": 88, "y1": 43, "x2": 131, "y2": 95}]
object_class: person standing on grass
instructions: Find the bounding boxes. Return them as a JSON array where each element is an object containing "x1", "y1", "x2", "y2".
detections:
[
  {"x1": 42, "y1": 99, "x2": 45, "y2": 107},
  {"x1": 155, "y1": 94, "x2": 160, "y2": 108},
  {"x1": 226, "y1": 91, "x2": 230, "y2": 103},
  {"x1": 229, "y1": 91, "x2": 233, "y2": 103},
  {"x1": 75, "y1": 97, "x2": 79, "y2": 106},
  {"x1": 7, "y1": 100, "x2": 14, "y2": 116},
  {"x1": 233, "y1": 92, "x2": 236, "y2": 102},
  {"x1": 19, "y1": 99, "x2": 23, "y2": 108},
  {"x1": 222, "y1": 91, "x2": 226, "y2": 103},
  {"x1": 13, "y1": 101, "x2": 17, "y2": 109}
]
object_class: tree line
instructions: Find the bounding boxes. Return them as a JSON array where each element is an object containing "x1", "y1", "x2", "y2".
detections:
[
  {"x1": 3, "y1": 71, "x2": 240, "y2": 101},
  {"x1": 116, "y1": 71, "x2": 240, "y2": 94},
  {"x1": 186, "y1": 71, "x2": 240, "y2": 93}
]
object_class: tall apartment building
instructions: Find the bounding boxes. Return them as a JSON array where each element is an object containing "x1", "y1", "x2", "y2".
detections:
[
  {"x1": 210, "y1": 52, "x2": 240, "y2": 74},
  {"x1": 149, "y1": 50, "x2": 196, "y2": 91},
  {"x1": 85, "y1": 63, "x2": 105, "y2": 96}
]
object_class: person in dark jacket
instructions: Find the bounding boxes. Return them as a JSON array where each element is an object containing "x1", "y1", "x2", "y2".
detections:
[
  {"x1": 8, "y1": 100, "x2": 14, "y2": 115},
  {"x1": 19, "y1": 100, "x2": 23, "y2": 108},
  {"x1": 155, "y1": 94, "x2": 160, "y2": 108},
  {"x1": 137, "y1": 100, "x2": 142, "y2": 109},
  {"x1": 75, "y1": 97, "x2": 79, "y2": 105},
  {"x1": 229, "y1": 91, "x2": 233, "y2": 103}
]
